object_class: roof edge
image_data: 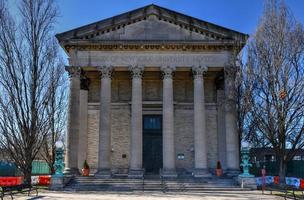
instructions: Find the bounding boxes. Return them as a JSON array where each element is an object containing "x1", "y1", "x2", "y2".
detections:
[{"x1": 56, "y1": 4, "x2": 248, "y2": 43}]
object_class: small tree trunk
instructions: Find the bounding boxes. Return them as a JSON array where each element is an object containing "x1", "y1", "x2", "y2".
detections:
[
  {"x1": 51, "y1": 165, "x2": 55, "y2": 175},
  {"x1": 278, "y1": 158, "x2": 287, "y2": 183},
  {"x1": 23, "y1": 165, "x2": 32, "y2": 185}
]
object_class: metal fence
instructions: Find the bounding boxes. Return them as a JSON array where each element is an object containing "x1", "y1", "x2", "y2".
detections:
[
  {"x1": 0, "y1": 161, "x2": 17, "y2": 176},
  {"x1": 0, "y1": 160, "x2": 50, "y2": 176},
  {"x1": 32, "y1": 160, "x2": 50, "y2": 175},
  {"x1": 250, "y1": 160, "x2": 304, "y2": 178}
]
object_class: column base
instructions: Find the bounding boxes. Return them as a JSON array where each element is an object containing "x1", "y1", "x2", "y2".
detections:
[
  {"x1": 128, "y1": 169, "x2": 144, "y2": 179},
  {"x1": 95, "y1": 168, "x2": 111, "y2": 178},
  {"x1": 192, "y1": 168, "x2": 212, "y2": 178},
  {"x1": 161, "y1": 169, "x2": 178, "y2": 178},
  {"x1": 225, "y1": 169, "x2": 240, "y2": 177},
  {"x1": 49, "y1": 175, "x2": 64, "y2": 191},
  {"x1": 63, "y1": 167, "x2": 80, "y2": 175}
]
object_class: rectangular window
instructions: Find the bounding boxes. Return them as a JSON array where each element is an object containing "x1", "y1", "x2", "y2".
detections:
[{"x1": 143, "y1": 116, "x2": 161, "y2": 130}]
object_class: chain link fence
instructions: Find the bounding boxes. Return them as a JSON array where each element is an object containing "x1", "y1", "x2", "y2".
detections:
[
  {"x1": 250, "y1": 160, "x2": 304, "y2": 178},
  {"x1": 0, "y1": 160, "x2": 50, "y2": 176}
]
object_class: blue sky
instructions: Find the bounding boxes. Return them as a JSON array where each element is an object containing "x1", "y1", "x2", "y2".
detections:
[{"x1": 56, "y1": 0, "x2": 304, "y2": 36}]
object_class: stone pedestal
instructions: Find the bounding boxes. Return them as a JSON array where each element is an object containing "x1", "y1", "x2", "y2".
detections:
[
  {"x1": 237, "y1": 176, "x2": 256, "y2": 189},
  {"x1": 49, "y1": 175, "x2": 73, "y2": 191},
  {"x1": 49, "y1": 176, "x2": 64, "y2": 190}
]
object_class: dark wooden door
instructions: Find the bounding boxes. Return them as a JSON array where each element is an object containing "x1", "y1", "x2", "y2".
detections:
[{"x1": 143, "y1": 115, "x2": 162, "y2": 174}]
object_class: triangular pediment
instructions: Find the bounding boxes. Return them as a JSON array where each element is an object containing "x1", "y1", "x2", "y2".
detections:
[
  {"x1": 56, "y1": 4, "x2": 248, "y2": 46},
  {"x1": 91, "y1": 16, "x2": 215, "y2": 41}
]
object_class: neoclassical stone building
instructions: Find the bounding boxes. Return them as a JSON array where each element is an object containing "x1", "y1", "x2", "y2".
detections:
[{"x1": 56, "y1": 4, "x2": 247, "y2": 178}]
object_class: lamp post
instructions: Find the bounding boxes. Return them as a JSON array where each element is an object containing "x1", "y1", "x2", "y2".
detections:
[
  {"x1": 50, "y1": 140, "x2": 66, "y2": 190},
  {"x1": 239, "y1": 141, "x2": 254, "y2": 177},
  {"x1": 54, "y1": 140, "x2": 64, "y2": 177},
  {"x1": 237, "y1": 141, "x2": 256, "y2": 189}
]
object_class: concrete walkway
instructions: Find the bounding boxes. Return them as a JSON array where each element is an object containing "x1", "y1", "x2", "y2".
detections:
[{"x1": 10, "y1": 190, "x2": 283, "y2": 200}]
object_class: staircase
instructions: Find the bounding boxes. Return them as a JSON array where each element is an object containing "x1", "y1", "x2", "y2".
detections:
[
  {"x1": 64, "y1": 175, "x2": 248, "y2": 192},
  {"x1": 64, "y1": 176, "x2": 143, "y2": 191}
]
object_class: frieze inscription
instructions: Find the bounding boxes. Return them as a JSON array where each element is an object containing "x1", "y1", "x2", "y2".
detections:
[{"x1": 70, "y1": 52, "x2": 229, "y2": 67}]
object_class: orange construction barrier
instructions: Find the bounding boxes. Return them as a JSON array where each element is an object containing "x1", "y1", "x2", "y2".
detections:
[
  {"x1": 0, "y1": 177, "x2": 22, "y2": 187},
  {"x1": 38, "y1": 176, "x2": 51, "y2": 186},
  {"x1": 300, "y1": 179, "x2": 304, "y2": 189},
  {"x1": 274, "y1": 176, "x2": 279, "y2": 185},
  {"x1": 16, "y1": 176, "x2": 23, "y2": 185}
]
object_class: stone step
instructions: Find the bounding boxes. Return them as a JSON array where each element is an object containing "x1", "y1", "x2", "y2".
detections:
[{"x1": 64, "y1": 176, "x2": 245, "y2": 192}]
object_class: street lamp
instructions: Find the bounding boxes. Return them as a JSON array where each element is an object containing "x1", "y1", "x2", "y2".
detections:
[
  {"x1": 239, "y1": 140, "x2": 254, "y2": 178},
  {"x1": 54, "y1": 140, "x2": 64, "y2": 177}
]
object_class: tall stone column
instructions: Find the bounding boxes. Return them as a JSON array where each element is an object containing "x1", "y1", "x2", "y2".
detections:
[
  {"x1": 216, "y1": 90, "x2": 227, "y2": 170},
  {"x1": 128, "y1": 66, "x2": 144, "y2": 178},
  {"x1": 224, "y1": 67, "x2": 240, "y2": 175},
  {"x1": 192, "y1": 66, "x2": 210, "y2": 177},
  {"x1": 96, "y1": 66, "x2": 112, "y2": 178},
  {"x1": 64, "y1": 66, "x2": 81, "y2": 175},
  {"x1": 78, "y1": 75, "x2": 90, "y2": 170},
  {"x1": 161, "y1": 66, "x2": 177, "y2": 178}
]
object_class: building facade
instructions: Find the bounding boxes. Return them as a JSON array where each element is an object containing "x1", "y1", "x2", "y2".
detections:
[{"x1": 56, "y1": 4, "x2": 247, "y2": 178}]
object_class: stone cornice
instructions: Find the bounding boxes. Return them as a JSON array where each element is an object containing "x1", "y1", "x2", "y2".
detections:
[{"x1": 63, "y1": 40, "x2": 242, "y2": 53}]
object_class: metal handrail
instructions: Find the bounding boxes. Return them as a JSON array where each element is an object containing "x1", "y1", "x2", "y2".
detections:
[
  {"x1": 142, "y1": 168, "x2": 145, "y2": 192},
  {"x1": 160, "y1": 169, "x2": 166, "y2": 193}
]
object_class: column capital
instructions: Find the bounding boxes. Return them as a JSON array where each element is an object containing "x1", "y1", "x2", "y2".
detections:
[
  {"x1": 224, "y1": 66, "x2": 237, "y2": 101},
  {"x1": 97, "y1": 66, "x2": 113, "y2": 79},
  {"x1": 65, "y1": 66, "x2": 81, "y2": 78},
  {"x1": 129, "y1": 65, "x2": 144, "y2": 79},
  {"x1": 80, "y1": 76, "x2": 91, "y2": 90},
  {"x1": 161, "y1": 66, "x2": 176, "y2": 79},
  {"x1": 192, "y1": 65, "x2": 208, "y2": 79}
]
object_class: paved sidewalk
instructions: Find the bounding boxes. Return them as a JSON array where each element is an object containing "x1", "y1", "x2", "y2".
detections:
[{"x1": 10, "y1": 190, "x2": 283, "y2": 200}]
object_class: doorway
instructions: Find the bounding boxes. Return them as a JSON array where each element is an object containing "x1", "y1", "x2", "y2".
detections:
[{"x1": 143, "y1": 115, "x2": 163, "y2": 174}]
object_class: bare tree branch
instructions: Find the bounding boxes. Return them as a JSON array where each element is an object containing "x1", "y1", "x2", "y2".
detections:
[
  {"x1": 0, "y1": 0, "x2": 65, "y2": 184},
  {"x1": 238, "y1": 0, "x2": 304, "y2": 179}
]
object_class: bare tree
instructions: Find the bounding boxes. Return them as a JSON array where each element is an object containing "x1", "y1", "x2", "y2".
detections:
[
  {"x1": 239, "y1": 0, "x2": 304, "y2": 179},
  {"x1": 0, "y1": 0, "x2": 61, "y2": 184},
  {"x1": 40, "y1": 43, "x2": 67, "y2": 175}
]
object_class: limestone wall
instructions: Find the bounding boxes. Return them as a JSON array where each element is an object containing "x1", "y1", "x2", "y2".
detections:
[
  {"x1": 174, "y1": 107, "x2": 194, "y2": 171},
  {"x1": 206, "y1": 105, "x2": 218, "y2": 168},
  {"x1": 85, "y1": 70, "x2": 220, "y2": 173},
  {"x1": 87, "y1": 110, "x2": 99, "y2": 173},
  {"x1": 110, "y1": 104, "x2": 131, "y2": 172}
]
